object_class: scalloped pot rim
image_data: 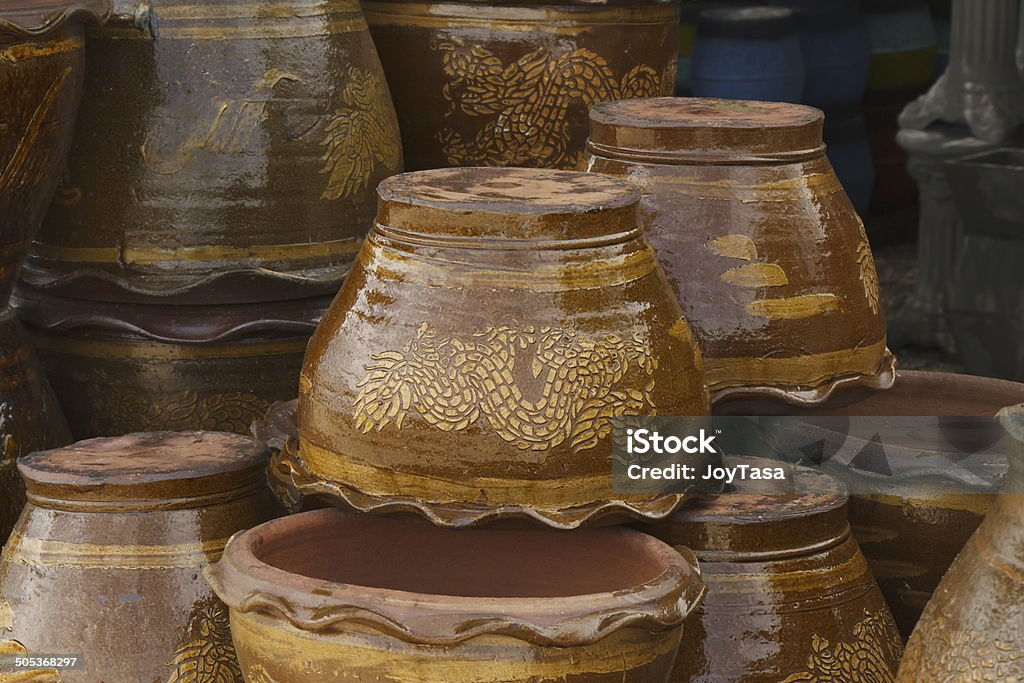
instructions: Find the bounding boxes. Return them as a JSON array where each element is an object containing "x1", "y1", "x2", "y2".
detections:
[
  {"x1": 206, "y1": 508, "x2": 705, "y2": 647},
  {"x1": 0, "y1": 1, "x2": 109, "y2": 38}
]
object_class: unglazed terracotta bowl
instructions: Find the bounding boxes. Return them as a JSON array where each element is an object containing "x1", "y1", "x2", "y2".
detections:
[
  {"x1": 0, "y1": 431, "x2": 281, "y2": 682},
  {"x1": 717, "y1": 369, "x2": 1024, "y2": 639},
  {"x1": 587, "y1": 97, "x2": 895, "y2": 405},
  {"x1": 297, "y1": 167, "x2": 711, "y2": 528},
  {"x1": 206, "y1": 509, "x2": 706, "y2": 682}
]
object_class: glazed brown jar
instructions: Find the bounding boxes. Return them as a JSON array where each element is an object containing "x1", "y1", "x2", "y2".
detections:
[
  {"x1": 298, "y1": 167, "x2": 710, "y2": 528},
  {"x1": 13, "y1": 288, "x2": 328, "y2": 438},
  {"x1": 718, "y1": 370, "x2": 1024, "y2": 639},
  {"x1": 0, "y1": 0, "x2": 108, "y2": 306},
  {"x1": 0, "y1": 431, "x2": 281, "y2": 682},
  {"x1": 21, "y1": 0, "x2": 402, "y2": 305},
  {"x1": 0, "y1": 307, "x2": 70, "y2": 546},
  {"x1": 644, "y1": 456, "x2": 903, "y2": 682},
  {"x1": 207, "y1": 509, "x2": 706, "y2": 682},
  {"x1": 587, "y1": 97, "x2": 895, "y2": 405},
  {"x1": 897, "y1": 403, "x2": 1024, "y2": 681},
  {"x1": 363, "y1": 0, "x2": 679, "y2": 171}
]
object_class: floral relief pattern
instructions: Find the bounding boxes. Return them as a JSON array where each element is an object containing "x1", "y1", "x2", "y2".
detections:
[
  {"x1": 436, "y1": 37, "x2": 665, "y2": 168},
  {"x1": 354, "y1": 323, "x2": 657, "y2": 452},
  {"x1": 165, "y1": 598, "x2": 241, "y2": 683},
  {"x1": 782, "y1": 610, "x2": 902, "y2": 683}
]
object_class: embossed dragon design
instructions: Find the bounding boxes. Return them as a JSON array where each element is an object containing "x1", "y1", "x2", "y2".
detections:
[
  {"x1": 165, "y1": 597, "x2": 241, "y2": 683},
  {"x1": 782, "y1": 609, "x2": 903, "y2": 683},
  {"x1": 354, "y1": 323, "x2": 657, "y2": 452},
  {"x1": 436, "y1": 37, "x2": 664, "y2": 168}
]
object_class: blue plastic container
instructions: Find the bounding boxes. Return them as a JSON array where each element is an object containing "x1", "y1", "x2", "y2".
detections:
[
  {"x1": 773, "y1": 0, "x2": 870, "y2": 112},
  {"x1": 691, "y1": 7, "x2": 805, "y2": 103},
  {"x1": 824, "y1": 114, "x2": 875, "y2": 216}
]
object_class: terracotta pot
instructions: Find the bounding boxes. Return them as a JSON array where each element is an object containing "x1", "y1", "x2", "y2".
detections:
[
  {"x1": 363, "y1": 0, "x2": 679, "y2": 171},
  {"x1": 586, "y1": 97, "x2": 895, "y2": 405},
  {"x1": 716, "y1": 369, "x2": 1024, "y2": 640},
  {"x1": 0, "y1": 0, "x2": 107, "y2": 306},
  {"x1": 298, "y1": 167, "x2": 710, "y2": 528},
  {"x1": 643, "y1": 456, "x2": 903, "y2": 682},
  {"x1": 0, "y1": 306, "x2": 70, "y2": 546},
  {"x1": 897, "y1": 404, "x2": 1024, "y2": 681},
  {"x1": 206, "y1": 508, "x2": 705, "y2": 682},
  {"x1": 20, "y1": 0, "x2": 402, "y2": 305},
  {"x1": 0, "y1": 431, "x2": 281, "y2": 682},
  {"x1": 12, "y1": 287, "x2": 327, "y2": 438}
]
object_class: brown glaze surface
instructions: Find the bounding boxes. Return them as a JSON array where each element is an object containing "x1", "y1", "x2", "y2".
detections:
[
  {"x1": 0, "y1": 431, "x2": 281, "y2": 682},
  {"x1": 587, "y1": 97, "x2": 893, "y2": 405},
  {"x1": 643, "y1": 456, "x2": 903, "y2": 682},
  {"x1": 717, "y1": 370, "x2": 1024, "y2": 640},
  {"x1": 298, "y1": 167, "x2": 709, "y2": 528},
  {"x1": 21, "y1": 0, "x2": 402, "y2": 304},
  {"x1": 255, "y1": 400, "x2": 325, "y2": 515},
  {"x1": 897, "y1": 405, "x2": 1024, "y2": 681},
  {"x1": 364, "y1": 0, "x2": 679, "y2": 171},
  {"x1": 13, "y1": 288, "x2": 327, "y2": 438},
  {"x1": 206, "y1": 508, "x2": 705, "y2": 682},
  {"x1": 0, "y1": 307, "x2": 70, "y2": 546},
  {"x1": 0, "y1": 0, "x2": 106, "y2": 305}
]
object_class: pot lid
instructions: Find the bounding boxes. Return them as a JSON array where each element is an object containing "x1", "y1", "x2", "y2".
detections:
[
  {"x1": 645, "y1": 456, "x2": 848, "y2": 560},
  {"x1": 19, "y1": 431, "x2": 269, "y2": 508},
  {"x1": 375, "y1": 167, "x2": 640, "y2": 246},
  {"x1": 697, "y1": 6, "x2": 796, "y2": 40},
  {"x1": 588, "y1": 97, "x2": 825, "y2": 164},
  {"x1": 0, "y1": 0, "x2": 108, "y2": 39}
]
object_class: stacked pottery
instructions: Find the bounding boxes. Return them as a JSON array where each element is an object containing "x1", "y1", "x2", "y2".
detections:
[
  {"x1": 223, "y1": 167, "x2": 714, "y2": 680},
  {"x1": 362, "y1": 0, "x2": 680, "y2": 171},
  {"x1": 0, "y1": 0, "x2": 108, "y2": 543},
  {"x1": 897, "y1": 403, "x2": 1024, "y2": 680},
  {"x1": 0, "y1": 431, "x2": 281, "y2": 681},
  {"x1": 645, "y1": 457, "x2": 903, "y2": 682},
  {"x1": 586, "y1": 97, "x2": 894, "y2": 405},
  {"x1": 14, "y1": 0, "x2": 403, "y2": 437},
  {"x1": 718, "y1": 370, "x2": 1024, "y2": 639}
]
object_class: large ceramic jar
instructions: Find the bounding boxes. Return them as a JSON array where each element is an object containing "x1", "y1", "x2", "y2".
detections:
[
  {"x1": 298, "y1": 167, "x2": 710, "y2": 528},
  {"x1": 362, "y1": 0, "x2": 679, "y2": 171},
  {"x1": 0, "y1": 0, "x2": 107, "y2": 306},
  {"x1": 717, "y1": 370, "x2": 1024, "y2": 640},
  {"x1": 13, "y1": 288, "x2": 328, "y2": 438},
  {"x1": 0, "y1": 431, "x2": 281, "y2": 682},
  {"x1": 0, "y1": 307, "x2": 70, "y2": 546},
  {"x1": 207, "y1": 509, "x2": 706, "y2": 682},
  {"x1": 897, "y1": 404, "x2": 1024, "y2": 681},
  {"x1": 644, "y1": 457, "x2": 903, "y2": 682},
  {"x1": 587, "y1": 97, "x2": 894, "y2": 405},
  {"x1": 20, "y1": 0, "x2": 402, "y2": 305}
]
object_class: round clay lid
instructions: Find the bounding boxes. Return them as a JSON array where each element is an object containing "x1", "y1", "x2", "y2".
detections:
[
  {"x1": 645, "y1": 456, "x2": 848, "y2": 559},
  {"x1": 588, "y1": 97, "x2": 825, "y2": 164},
  {"x1": 697, "y1": 7, "x2": 795, "y2": 39},
  {"x1": 19, "y1": 432, "x2": 268, "y2": 506},
  {"x1": 375, "y1": 167, "x2": 640, "y2": 246},
  {"x1": 0, "y1": 0, "x2": 107, "y2": 39}
]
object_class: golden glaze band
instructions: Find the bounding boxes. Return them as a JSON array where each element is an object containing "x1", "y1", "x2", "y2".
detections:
[
  {"x1": 648, "y1": 172, "x2": 844, "y2": 202},
  {"x1": 0, "y1": 35, "x2": 83, "y2": 61},
  {"x1": 703, "y1": 338, "x2": 888, "y2": 391},
  {"x1": 154, "y1": 1, "x2": 363, "y2": 20},
  {"x1": 299, "y1": 439, "x2": 633, "y2": 508},
  {"x1": 363, "y1": 2, "x2": 677, "y2": 31},
  {"x1": 361, "y1": 242, "x2": 658, "y2": 292},
  {"x1": 2, "y1": 533, "x2": 229, "y2": 569},
  {"x1": 157, "y1": 17, "x2": 370, "y2": 40},
  {"x1": 30, "y1": 335, "x2": 310, "y2": 360},
  {"x1": 30, "y1": 238, "x2": 362, "y2": 266},
  {"x1": 702, "y1": 543, "x2": 870, "y2": 597},
  {"x1": 232, "y1": 609, "x2": 679, "y2": 681}
]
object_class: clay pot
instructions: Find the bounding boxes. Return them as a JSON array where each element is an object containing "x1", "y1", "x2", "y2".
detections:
[
  {"x1": 12, "y1": 287, "x2": 328, "y2": 438},
  {"x1": 20, "y1": 0, "x2": 402, "y2": 305},
  {"x1": 0, "y1": 0, "x2": 107, "y2": 306},
  {"x1": 363, "y1": 0, "x2": 679, "y2": 171},
  {"x1": 206, "y1": 508, "x2": 705, "y2": 682},
  {"x1": 897, "y1": 404, "x2": 1024, "y2": 681},
  {"x1": 0, "y1": 306, "x2": 70, "y2": 546},
  {"x1": 643, "y1": 456, "x2": 903, "y2": 682},
  {"x1": 587, "y1": 97, "x2": 894, "y2": 405},
  {"x1": 255, "y1": 400, "x2": 325, "y2": 515},
  {"x1": 0, "y1": 431, "x2": 281, "y2": 682},
  {"x1": 298, "y1": 167, "x2": 710, "y2": 528},
  {"x1": 717, "y1": 370, "x2": 1024, "y2": 640}
]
